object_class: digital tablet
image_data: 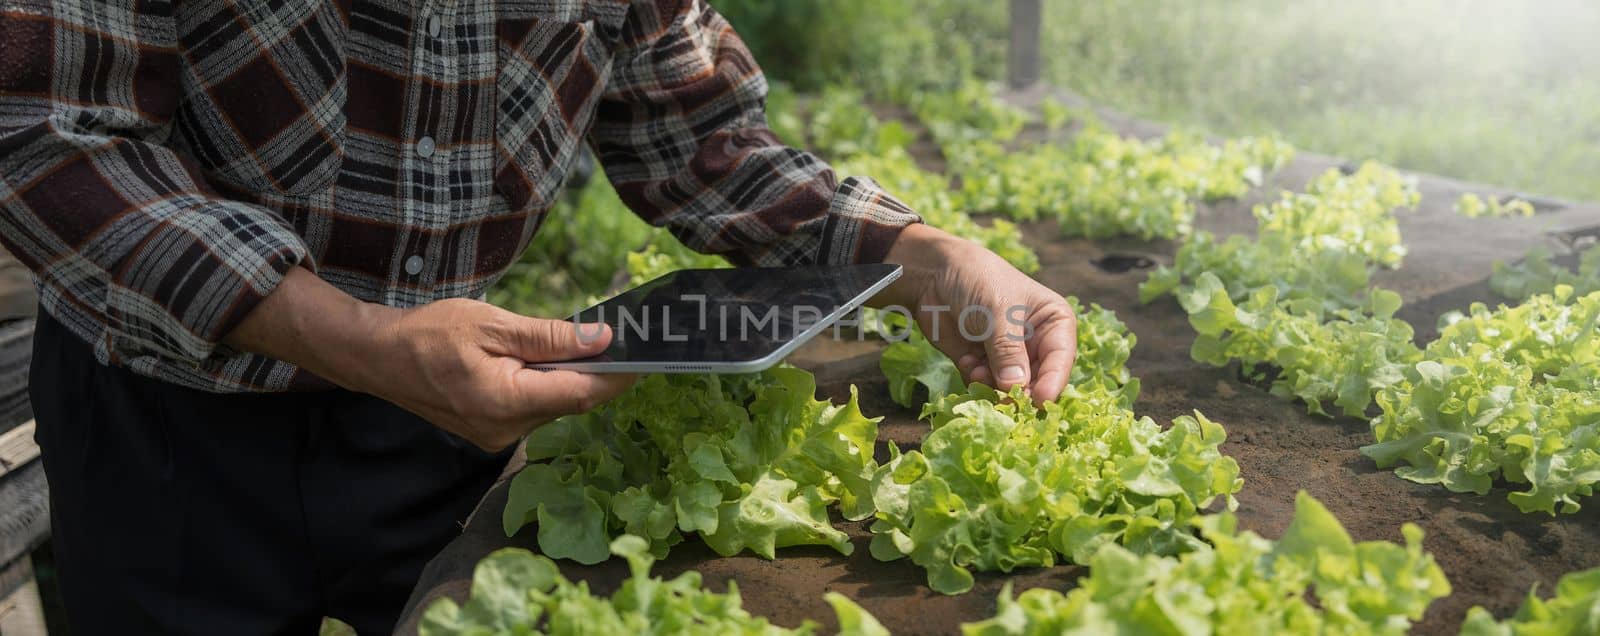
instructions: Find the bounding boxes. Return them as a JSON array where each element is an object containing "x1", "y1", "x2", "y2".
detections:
[{"x1": 530, "y1": 264, "x2": 902, "y2": 373}]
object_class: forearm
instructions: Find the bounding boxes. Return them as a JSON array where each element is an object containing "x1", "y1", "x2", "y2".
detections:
[
  {"x1": 224, "y1": 266, "x2": 633, "y2": 451},
  {"x1": 222, "y1": 266, "x2": 398, "y2": 395}
]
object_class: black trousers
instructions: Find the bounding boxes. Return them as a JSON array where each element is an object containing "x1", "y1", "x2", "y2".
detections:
[{"x1": 29, "y1": 313, "x2": 513, "y2": 635}]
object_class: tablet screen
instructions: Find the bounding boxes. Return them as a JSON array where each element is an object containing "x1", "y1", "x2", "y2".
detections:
[{"x1": 535, "y1": 264, "x2": 901, "y2": 373}]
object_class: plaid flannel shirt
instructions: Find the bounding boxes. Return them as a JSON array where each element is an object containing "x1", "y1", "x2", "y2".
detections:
[{"x1": 0, "y1": 0, "x2": 920, "y2": 392}]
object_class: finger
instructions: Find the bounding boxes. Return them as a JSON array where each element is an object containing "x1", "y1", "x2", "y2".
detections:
[
  {"x1": 983, "y1": 305, "x2": 1032, "y2": 392},
  {"x1": 491, "y1": 313, "x2": 613, "y2": 363},
  {"x1": 1028, "y1": 320, "x2": 1078, "y2": 403},
  {"x1": 970, "y1": 365, "x2": 992, "y2": 386},
  {"x1": 957, "y1": 352, "x2": 983, "y2": 376},
  {"x1": 510, "y1": 368, "x2": 636, "y2": 418},
  {"x1": 1030, "y1": 359, "x2": 1071, "y2": 403}
]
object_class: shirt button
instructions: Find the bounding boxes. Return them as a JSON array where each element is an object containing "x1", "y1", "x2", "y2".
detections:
[
  {"x1": 427, "y1": 15, "x2": 442, "y2": 38},
  {"x1": 404, "y1": 255, "x2": 424, "y2": 276},
  {"x1": 416, "y1": 136, "x2": 435, "y2": 158}
]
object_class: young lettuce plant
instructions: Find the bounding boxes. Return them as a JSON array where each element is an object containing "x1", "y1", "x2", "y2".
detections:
[
  {"x1": 928, "y1": 99, "x2": 1292, "y2": 241},
  {"x1": 1175, "y1": 272, "x2": 1422, "y2": 418},
  {"x1": 1455, "y1": 192, "x2": 1535, "y2": 219},
  {"x1": 1142, "y1": 163, "x2": 1424, "y2": 418},
  {"x1": 873, "y1": 299, "x2": 1239, "y2": 594},
  {"x1": 960, "y1": 493, "x2": 1450, "y2": 636},
  {"x1": 1460, "y1": 565, "x2": 1600, "y2": 636},
  {"x1": 420, "y1": 535, "x2": 889, "y2": 636},
  {"x1": 503, "y1": 368, "x2": 881, "y2": 563},
  {"x1": 1362, "y1": 287, "x2": 1600, "y2": 515}
]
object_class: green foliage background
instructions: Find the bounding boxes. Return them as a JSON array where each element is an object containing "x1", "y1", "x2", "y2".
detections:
[{"x1": 717, "y1": 0, "x2": 1600, "y2": 202}]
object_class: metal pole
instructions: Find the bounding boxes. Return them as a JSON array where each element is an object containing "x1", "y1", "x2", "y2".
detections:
[{"x1": 1008, "y1": 0, "x2": 1042, "y2": 89}]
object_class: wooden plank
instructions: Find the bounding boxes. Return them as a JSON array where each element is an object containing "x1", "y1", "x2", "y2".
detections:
[
  {"x1": 0, "y1": 554, "x2": 29, "y2": 603},
  {"x1": 0, "y1": 558, "x2": 47, "y2": 636},
  {"x1": 0, "y1": 462, "x2": 49, "y2": 567},
  {"x1": 0, "y1": 319, "x2": 33, "y2": 436},
  {"x1": 0, "y1": 247, "x2": 37, "y2": 324},
  {"x1": 0, "y1": 421, "x2": 38, "y2": 479},
  {"x1": 1007, "y1": 0, "x2": 1043, "y2": 89}
]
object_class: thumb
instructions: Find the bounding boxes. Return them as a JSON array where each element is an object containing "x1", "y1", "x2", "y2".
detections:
[
  {"x1": 493, "y1": 315, "x2": 613, "y2": 363},
  {"x1": 983, "y1": 306, "x2": 1031, "y2": 393}
]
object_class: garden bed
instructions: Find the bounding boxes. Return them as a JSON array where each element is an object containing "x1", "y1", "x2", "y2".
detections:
[{"x1": 395, "y1": 93, "x2": 1600, "y2": 635}]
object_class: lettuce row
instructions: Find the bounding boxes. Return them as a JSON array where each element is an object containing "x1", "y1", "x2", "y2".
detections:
[
  {"x1": 1362, "y1": 288, "x2": 1600, "y2": 514},
  {"x1": 873, "y1": 300, "x2": 1239, "y2": 594},
  {"x1": 942, "y1": 123, "x2": 1292, "y2": 241},
  {"x1": 908, "y1": 83, "x2": 1292, "y2": 241},
  {"x1": 420, "y1": 535, "x2": 889, "y2": 636},
  {"x1": 1490, "y1": 244, "x2": 1600, "y2": 302},
  {"x1": 779, "y1": 86, "x2": 1039, "y2": 274},
  {"x1": 503, "y1": 368, "x2": 881, "y2": 563},
  {"x1": 1141, "y1": 163, "x2": 1424, "y2": 417},
  {"x1": 1254, "y1": 162, "x2": 1419, "y2": 269},
  {"x1": 1139, "y1": 228, "x2": 1376, "y2": 317},
  {"x1": 1461, "y1": 566, "x2": 1600, "y2": 636},
  {"x1": 1141, "y1": 162, "x2": 1419, "y2": 314},
  {"x1": 960, "y1": 493, "x2": 1450, "y2": 636}
]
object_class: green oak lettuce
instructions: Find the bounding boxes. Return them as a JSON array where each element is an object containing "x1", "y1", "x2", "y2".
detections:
[
  {"x1": 1460, "y1": 566, "x2": 1600, "y2": 636},
  {"x1": 1490, "y1": 244, "x2": 1600, "y2": 302},
  {"x1": 961, "y1": 493, "x2": 1450, "y2": 636},
  {"x1": 945, "y1": 125, "x2": 1291, "y2": 240},
  {"x1": 873, "y1": 302, "x2": 1238, "y2": 594},
  {"x1": 1177, "y1": 272, "x2": 1422, "y2": 418},
  {"x1": 905, "y1": 82, "x2": 1291, "y2": 242},
  {"x1": 880, "y1": 297, "x2": 1136, "y2": 412},
  {"x1": 1455, "y1": 193, "x2": 1535, "y2": 219},
  {"x1": 503, "y1": 368, "x2": 881, "y2": 562},
  {"x1": 420, "y1": 535, "x2": 886, "y2": 635},
  {"x1": 1142, "y1": 163, "x2": 1425, "y2": 419},
  {"x1": 1362, "y1": 288, "x2": 1600, "y2": 514}
]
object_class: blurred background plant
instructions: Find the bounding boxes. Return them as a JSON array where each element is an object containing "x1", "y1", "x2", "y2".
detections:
[
  {"x1": 722, "y1": 0, "x2": 1600, "y2": 202},
  {"x1": 1041, "y1": 0, "x2": 1600, "y2": 202}
]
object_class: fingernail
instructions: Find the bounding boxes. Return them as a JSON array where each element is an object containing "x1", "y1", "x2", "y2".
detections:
[{"x1": 998, "y1": 366, "x2": 1026, "y2": 384}]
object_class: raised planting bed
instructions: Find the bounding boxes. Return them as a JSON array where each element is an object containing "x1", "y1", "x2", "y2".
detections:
[{"x1": 395, "y1": 92, "x2": 1600, "y2": 635}]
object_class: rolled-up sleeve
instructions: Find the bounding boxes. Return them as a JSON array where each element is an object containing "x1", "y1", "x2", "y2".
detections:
[
  {"x1": 589, "y1": 0, "x2": 920, "y2": 267},
  {"x1": 0, "y1": 1, "x2": 311, "y2": 366}
]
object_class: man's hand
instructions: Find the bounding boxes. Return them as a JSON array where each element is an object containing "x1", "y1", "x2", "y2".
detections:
[
  {"x1": 226, "y1": 267, "x2": 635, "y2": 451},
  {"x1": 879, "y1": 224, "x2": 1078, "y2": 402},
  {"x1": 364, "y1": 299, "x2": 636, "y2": 451}
]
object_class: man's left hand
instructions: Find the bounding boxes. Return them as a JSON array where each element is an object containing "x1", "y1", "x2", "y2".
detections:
[{"x1": 878, "y1": 224, "x2": 1078, "y2": 402}]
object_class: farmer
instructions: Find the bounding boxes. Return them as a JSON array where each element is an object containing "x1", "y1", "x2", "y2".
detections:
[{"x1": 0, "y1": 1, "x2": 1077, "y2": 633}]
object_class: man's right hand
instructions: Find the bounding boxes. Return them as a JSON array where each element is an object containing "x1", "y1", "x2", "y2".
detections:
[{"x1": 225, "y1": 267, "x2": 635, "y2": 451}]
